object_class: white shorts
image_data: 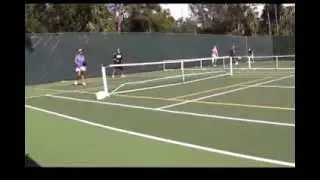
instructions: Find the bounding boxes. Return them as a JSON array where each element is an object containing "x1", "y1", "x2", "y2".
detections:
[
  {"x1": 212, "y1": 55, "x2": 217, "y2": 62},
  {"x1": 75, "y1": 66, "x2": 86, "y2": 72}
]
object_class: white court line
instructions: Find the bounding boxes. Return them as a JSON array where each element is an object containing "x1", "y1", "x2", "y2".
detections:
[
  {"x1": 25, "y1": 104, "x2": 295, "y2": 167},
  {"x1": 46, "y1": 94, "x2": 294, "y2": 127},
  {"x1": 25, "y1": 91, "x2": 67, "y2": 100},
  {"x1": 33, "y1": 86, "x2": 100, "y2": 93},
  {"x1": 29, "y1": 78, "x2": 102, "y2": 89},
  {"x1": 25, "y1": 95, "x2": 47, "y2": 100},
  {"x1": 25, "y1": 87, "x2": 96, "y2": 100},
  {"x1": 157, "y1": 75, "x2": 294, "y2": 110},
  {"x1": 238, "y1": 85, "x2": 295, "y2": 89},
  {"x1": 116, "y1": 94, "x2": 295, "y2": 111},
  {"x1": 113, "y1": 73, "x2": 229, "y2": 95},
  {"x1": 172, "y1": 76, "x2": 273, "y2": 99}
]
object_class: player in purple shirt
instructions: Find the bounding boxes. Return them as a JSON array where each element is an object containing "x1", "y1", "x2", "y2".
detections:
[{"x1": 74, "y1": 49, "x2": 87, "y2": 86}]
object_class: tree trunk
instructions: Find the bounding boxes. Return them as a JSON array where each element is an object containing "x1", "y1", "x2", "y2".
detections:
[
  {"x1": 267, "y1": 7, "x2": 271, "y2": 36},
  {"x1": 275, "y1": 4, "x2": 279, "y2": 35}
]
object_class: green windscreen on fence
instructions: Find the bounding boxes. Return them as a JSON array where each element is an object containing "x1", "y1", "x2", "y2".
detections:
[{"x1": 25, "y1": 32, "x2": 294, "y2": 85}]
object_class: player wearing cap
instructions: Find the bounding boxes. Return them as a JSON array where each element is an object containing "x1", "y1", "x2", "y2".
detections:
[
  {"x1": 112, "y1": 48, "x2": 125, "y2": 79},
  {"x1": 74, "y1": 48, "x2": 87, "y2": 86}
]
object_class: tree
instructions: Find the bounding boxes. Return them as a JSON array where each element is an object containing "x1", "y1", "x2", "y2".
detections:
[
  {"x1": 174, "y1": 17, "x2": 199, "y2": 34},
  {"x1": 189, "y1": 4, "x2": 260, "y2": 35},
  {"x1": 122, "y1": 4, "x2": 175, "y2": 32},
  {"x1": 259, "y1": 4, "x2": 283, "y2": 35},
  {"x1": 25, "y1": 4, "x2": 117, "y2": 33},
  {"x1": 259, "y1": 4, "x2": 295, "y2": 36},
  {"x1": 279, "y1": 5, "x2": 295, "y2": 36},
  {"x1": 243, "y1": 4, "x2": 260, "y2": 36},
  {"x1": 25, "y1": 4, "x2": 48, "y2": 32},
  {"x1": 25, "y1": 3, "x2": 294, "y2": 36},
  {"x1": 89, "y1": 4, "x2": 116, "y2": 32}
]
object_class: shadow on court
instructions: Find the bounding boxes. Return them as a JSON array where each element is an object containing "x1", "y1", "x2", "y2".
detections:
[{"x1": 25, "y1": 154, "x2": 41, "y2": 167}]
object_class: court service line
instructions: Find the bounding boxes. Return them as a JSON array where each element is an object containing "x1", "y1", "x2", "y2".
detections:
[
  {"x1": 157, "y1": 75, "x2": 294, "y2": 110},
  {"x1": 46, "y1": 94, "x2": 295, "y2": 127},
  {"x1": 171, "y1": 76, "x2": 273, "y2": 99},
  {"x1": 116, "y1": 94, "x2": 295, "y2": 111},
  {"x1": 114, "y1": 73, "x2": 229, "y2": 95},
  {"x1": 25, "y1": 104, "x2": 295, "y2": 167}
]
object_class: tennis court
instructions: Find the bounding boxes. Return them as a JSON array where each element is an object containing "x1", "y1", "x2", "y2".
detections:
[{"x1": 25, "y1": 56, "x2": 295, "y2": 167}]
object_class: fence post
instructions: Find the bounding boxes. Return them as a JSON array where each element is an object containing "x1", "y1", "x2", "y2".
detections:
[{"x1": 181, "y1": 60, "x2": 185, "y2": 82}]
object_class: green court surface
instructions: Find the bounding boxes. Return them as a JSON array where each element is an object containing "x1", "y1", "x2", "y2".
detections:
[{"x1": 25, "y1": 68, "x2": 295, "y2": 167}]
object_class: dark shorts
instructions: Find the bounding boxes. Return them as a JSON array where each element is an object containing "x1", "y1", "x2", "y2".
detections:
[
  {"x1": 115, "y1": 66, "x2": 123, "y2": 70},
  {"x1": 114, "y1": 63, "x2": 123, "y2": 70}
]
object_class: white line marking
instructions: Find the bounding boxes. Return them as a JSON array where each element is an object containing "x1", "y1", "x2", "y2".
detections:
[
  {"x1": 238, "y1": 85, "x2": 295, "y2": 89},
  {"x1": 172, "y1": 76, "x2": 273, "y2": 99},
  {"x1": 25, "y1": 104, "x2": 295, "y2": 167},
  {"x1": 33, "y1": 85, "x2": 100, "y2": 93},
  {"x1": 25, "y1": 91, "x2": 68, "y2": 100},
  {"x1": 113, "y1": 73, "x2": 229, "y2": 95},
  {"x1": 46, "y1": 94, "x2": 294, "y2": 127},
  {"x1": 125, "y1": 71, "x2": 224, "y2": 86},
  {"x1": 33, "y1": 88, "x2": 76, "y2": 93},
  {"x1": 157, "y1": 75, "x2": 294, "y2": 110},
  {"x1": 25, "y1": 87, "x2": 95, "y2": 100},
  {"x1": 116, "y1": 94, "x2": 295, "y2": 111},
  {"x1": 233, "y1": 68, "x2": 294, "y2": 70},
  {"x1": 25, "y1": 95, "x2": 46, "y2": 99}
]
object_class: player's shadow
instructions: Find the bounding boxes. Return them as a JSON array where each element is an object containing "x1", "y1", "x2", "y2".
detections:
[{"x1": 25, "y1": 154, "x2": 41, "y2": 167}]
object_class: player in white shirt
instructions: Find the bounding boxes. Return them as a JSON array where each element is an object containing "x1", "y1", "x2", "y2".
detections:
[
  {"x1": 211, "y1": 45, "x2": 219, "y2": 67},
  {"x1": 248, "y1": 48, "x2": 254, "y2": 63}
]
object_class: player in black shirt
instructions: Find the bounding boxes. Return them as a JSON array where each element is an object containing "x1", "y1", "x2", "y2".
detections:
[
  {"x1": 112, "y1": 48, "x2": 125, "y2": 79},
  {"x1": 229, "y1": 46, "x2": 239, "y2": 66}
]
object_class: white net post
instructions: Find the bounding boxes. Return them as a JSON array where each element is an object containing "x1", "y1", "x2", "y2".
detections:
[
  {"x1": 223, "y1": 57, "x2": 226, "y2": 70},
  {"x1": 101, "y1": 65, "x2": 109, "y2": 93},
  {"x1": 200, "y1": 59, "x2": 203, "y2": 69},
  {"x1": 96, "y1": 64, "x2": 110, "y2": 100},
  {"x1": 248, "y1": 56, "x2": 252, "y2": 69},
  {"x1": 163, "y1": 62, "x2": 166, "y2": 71},
  {"x1": 276, "y1": 56, "x2": 279, "y2": 70},
  {"x1": 229, "y1": 57, "x2": 233, "y2": 76},
  {"x1": 181, "y1": 60, "x2": 185, "y2": 82}
]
